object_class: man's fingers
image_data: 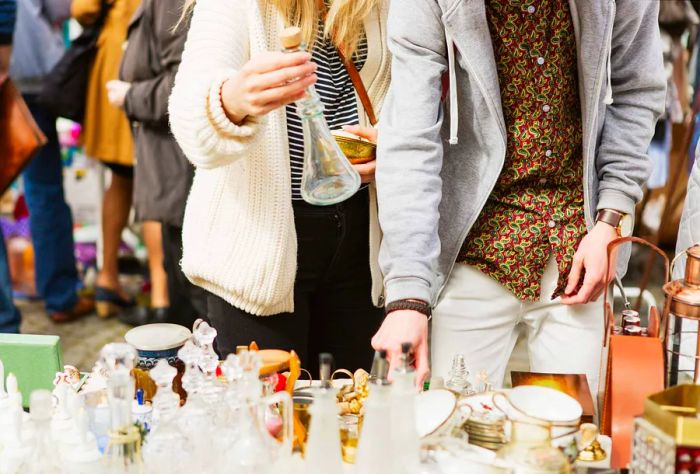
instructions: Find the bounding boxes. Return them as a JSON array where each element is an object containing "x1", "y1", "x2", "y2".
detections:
[
  {"x1": 415, "y1": 340, "x2": 430, "y2": 387},
  {"x1": 245, "y1": 51, "x2": 312, "y2": 75},
  {"x1": 565, "y1": 254, "x2": 584, "y2": 295}
]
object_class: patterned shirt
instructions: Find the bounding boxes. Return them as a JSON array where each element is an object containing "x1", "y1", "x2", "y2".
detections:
[
  {"x1": 459, "y1": 0, "x2": 587, "y2": 301},
  {"x1": 286, "y1": 20, "x2": 367, "y2": 200}
]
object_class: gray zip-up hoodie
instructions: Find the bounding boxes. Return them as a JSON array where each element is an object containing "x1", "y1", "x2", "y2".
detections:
[{"x1": 376, "y1": 0, "x2": 666, "y2": 306}]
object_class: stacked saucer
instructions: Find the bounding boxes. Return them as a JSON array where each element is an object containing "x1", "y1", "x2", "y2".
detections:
[{"x1": 465, "y1": 409, "x2": 507, "y2": 450}]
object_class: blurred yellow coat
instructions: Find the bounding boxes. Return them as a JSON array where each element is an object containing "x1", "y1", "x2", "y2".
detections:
[{"x1": 71, "y1": 0, "x2": 139, "y2": 166}]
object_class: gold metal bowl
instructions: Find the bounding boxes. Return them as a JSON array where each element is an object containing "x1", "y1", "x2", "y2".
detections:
[{"x1": 333, "y1": 131, "x2": 376, "y2": 165}]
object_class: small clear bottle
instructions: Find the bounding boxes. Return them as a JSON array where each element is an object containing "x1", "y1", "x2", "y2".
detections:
[
  {"x1": 391, "y1": 343, "x2": 421, "y2": 474},
  {"x1": 355, "y1": 351, "x2": 394, "y2": 474},
  {"x1": 305, "y1": 353, "x2": 344, "y2": 473},
  {"x1": 445, "y1": 354, "x2": 475, "y2": 397},
  {"x1": 280, "y1": 26, "x2": 361, "y2": 206}
]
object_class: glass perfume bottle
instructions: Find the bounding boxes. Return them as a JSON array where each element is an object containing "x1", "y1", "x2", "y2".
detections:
[
  {"x1": 143, "y1": 360, "x2": 189, "y2": 474},
  {"x1": 26, "y1": 390, "x2": 61, "y2": 474},
  {"x1": 305, "y1": 353, "x2": 343, "y2": 473},
  {"x1": 98, "y1": 343, "x2": 143, "y2": 473},
  {"x1": 280, "y1": 26, "x2": 361, "y2": 206},
  {"x1": 445, "y1": 354, "x2": 475, "y2": 397},
  {"x1": 193, "y1": 320, "x2": 224, "y2": 407}
]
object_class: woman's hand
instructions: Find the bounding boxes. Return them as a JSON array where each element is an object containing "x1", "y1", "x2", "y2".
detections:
[
  {"x1": 222, "y1": 51, "x2": 317, "y2": 125},
  {"x1": 106, "y1": 80, "x2": 131, "y2": 108},
  {"x1": 343, "y1": 124, "x2": 378, "y2": 183}
]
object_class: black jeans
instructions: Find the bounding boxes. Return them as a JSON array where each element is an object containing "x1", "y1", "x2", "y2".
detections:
[
  {"x1": 207, "y1": 188, "x2": 383, "y2": 376},
  {"x1": 162, "y1": 224, "x2": 208, "y2": 329}
]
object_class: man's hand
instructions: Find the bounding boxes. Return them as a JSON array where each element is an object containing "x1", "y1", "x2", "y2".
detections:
[
  {"x1": 343, "y1": 124, "x2": 378, "y2": 184},
  {"x1": 561, "y1": 222, "x2": 619, "y2": 305},
  {"x1": 371, "y1": 309, "x2": 429, "y2": 387},
  {"x1": 106, "y1": 80, "x2": 131, "y2": 108}
]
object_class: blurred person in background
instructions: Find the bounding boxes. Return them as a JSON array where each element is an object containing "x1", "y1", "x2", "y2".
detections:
[
  {"x1": 0, "y1": 0, "x2": 21, "y2": 333},
  {"x1": 10, "y1": 0, "x2": 94, "y2": 322},
  {"x1": 71, "y1": 0, "x2": 142, "y2": 318},
  {"x1": 105, "y1": 0, "x2": 205, "y2": 327}
]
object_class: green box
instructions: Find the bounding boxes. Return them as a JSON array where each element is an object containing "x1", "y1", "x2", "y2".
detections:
[{"x1": 0, "y1": 333, "x2": 63, "y2": 407}]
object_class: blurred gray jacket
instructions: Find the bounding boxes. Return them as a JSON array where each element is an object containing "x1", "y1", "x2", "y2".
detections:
[{"x1": 9, "y1": 0, "x2": 70, "y2": 93}]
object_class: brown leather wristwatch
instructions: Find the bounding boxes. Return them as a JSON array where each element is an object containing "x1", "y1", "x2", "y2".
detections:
[
  {"x1": 595, "y1": 209, "x2": 633, "y2": 237},
  {"x1": 385, "y1": 299, "x2": 432, "y2": 320}
]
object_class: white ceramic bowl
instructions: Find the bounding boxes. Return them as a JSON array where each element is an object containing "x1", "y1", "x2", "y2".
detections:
[
  {"x1": 415, "y1": 389, "x2": 458, "y2": 438},
  {"x1": 505, "y1": 386, "x2": 582, "y2": 424}
]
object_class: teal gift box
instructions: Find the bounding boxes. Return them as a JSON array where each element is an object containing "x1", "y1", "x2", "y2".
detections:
[{"x1": 0, "y1": 333, "x2": 63, "y2": 407}]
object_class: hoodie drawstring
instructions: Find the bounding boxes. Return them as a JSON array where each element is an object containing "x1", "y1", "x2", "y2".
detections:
[
  {"x1": 446, "y1": 30, "x2": 459, "y2": 145},
  {"x1": 603, "y1": 1, "x2": 616, "y2": 105}
]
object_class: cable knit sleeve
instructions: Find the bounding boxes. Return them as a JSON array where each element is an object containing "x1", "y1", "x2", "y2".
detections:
[{"x1": 169, "y1": 0, "x2": 262, "y2": 169}]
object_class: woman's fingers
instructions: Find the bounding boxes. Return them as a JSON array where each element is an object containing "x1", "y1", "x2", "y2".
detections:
[
  {"x1": 342, "y1": 124, "x2": 378, "y2": 144},
  {"x1": 252, "y1": 62, "x2": 317, "y2": 91},
  {"x1": 244, "y1": 51, "x2": 312, "y2": 75},
  {"x1": 250, "y1": 74, "x2": 317, "y2": 112}
]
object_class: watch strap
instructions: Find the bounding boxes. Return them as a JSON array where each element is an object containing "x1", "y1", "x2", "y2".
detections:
[{"x1": 596, "y1": 209, "x2": 624, "y2": 229}]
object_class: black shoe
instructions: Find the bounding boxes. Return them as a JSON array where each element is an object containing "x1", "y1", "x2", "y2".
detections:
[
  {"x1": 95, "y1": 286, "x2": 136, "y2": 318},
  {"x1": 118, "y1": 306, "x2": 171, "y2": 326}
]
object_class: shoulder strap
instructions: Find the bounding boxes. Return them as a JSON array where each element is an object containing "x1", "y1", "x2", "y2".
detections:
[{"x1": 316, "y1": 0, "x2": 377, "y2": 126}]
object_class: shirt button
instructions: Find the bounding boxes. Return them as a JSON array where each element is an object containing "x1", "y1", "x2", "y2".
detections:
[
  {"x1": 545, "y1": 150, "x2": 552, "y2": 157},
  {"x1": 537, "y1": 57, "x2": 545, "y2": 65},
  {"x1": 527, "y1": 5, "x2": 536, "y2": 13},
  {"x1": 542, "y1": 104, "x2": 551, "y2": 113},
  {"x1": 547, "y1": 220, "x2": 556, "y2": 228}
]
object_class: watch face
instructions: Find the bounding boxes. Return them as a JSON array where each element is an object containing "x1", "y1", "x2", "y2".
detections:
[{"x1": 619, "y1": 214, "x2": 634, "y2": 237}]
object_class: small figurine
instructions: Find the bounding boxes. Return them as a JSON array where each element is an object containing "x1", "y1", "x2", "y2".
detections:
[{"x1": 576, "y1": 423, "x2": 607, "y2": 462}]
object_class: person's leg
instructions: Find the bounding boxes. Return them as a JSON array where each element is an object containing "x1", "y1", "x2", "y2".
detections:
[
  {"x1": 207, "y1": 291, "x2": 311, "y2": 361},
  {"x1": 309, "y1": 189, "x2": 383, "y2": 374},
  {"x1": 21, "y1": 95, "x2": 78, "y2": 313},
  {"x1": 524, "y1": 257, "x2": 605, "y2": 404},
  {"x1": 142, "y1": 221, "x2": 168, "y2": 309},
  {"x1": 0, "y1": 233, "x2": 20, "y2": 333},
  {"x1": 96, "y1": 168, "x2": 133, "y2": 315},
  {"x1": 431, "y1": 264, "x2": 522, "y2": 387},
  {"x1": 161, "y1": 223, "x2": 205, "y2": 328}
]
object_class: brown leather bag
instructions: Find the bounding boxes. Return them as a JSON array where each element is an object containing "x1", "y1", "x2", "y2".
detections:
[{"x1": 0, "y1": 79, "x2": 47, "y2": 194}]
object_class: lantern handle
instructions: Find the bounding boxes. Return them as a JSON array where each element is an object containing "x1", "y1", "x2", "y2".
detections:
[
  {"x1": 670, "y1": 250, "x2": 688, "y2": 279},
  {"x1": 602, "y1": 237, "x2": 670, "y2": 348}
]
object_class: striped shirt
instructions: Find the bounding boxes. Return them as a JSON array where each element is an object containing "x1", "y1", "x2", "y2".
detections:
[
  {"x1": 286, "y1": 22, "x2": 367, "y2": 200},
  {"x1": 0, "y1": 0, "x2": 16, "y2": 44}
]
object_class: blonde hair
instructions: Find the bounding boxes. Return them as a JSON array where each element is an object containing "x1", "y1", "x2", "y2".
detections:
[{"x1": 180, "y1": 0, "x2": 378, "y2": 58}]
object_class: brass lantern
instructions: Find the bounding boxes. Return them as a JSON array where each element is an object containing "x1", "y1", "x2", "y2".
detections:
[{"x1": 664, "y1": 245, "x2": 700, "y2": 385}]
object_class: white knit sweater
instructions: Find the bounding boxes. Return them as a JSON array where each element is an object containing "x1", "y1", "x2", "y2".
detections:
[{"x1": 169, "y1": 0, "x2": 391, "y2": 316}]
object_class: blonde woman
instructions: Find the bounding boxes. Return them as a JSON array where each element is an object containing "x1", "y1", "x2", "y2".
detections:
[{"x1": 170, "y1": 0, "x2": 390, "y2": 373}]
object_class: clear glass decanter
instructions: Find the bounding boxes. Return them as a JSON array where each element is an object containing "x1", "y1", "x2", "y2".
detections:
[
  {"x1": 280, "y1": 26, "x2": 361, "y2": 206},
  {"x1": 176, "y1": 340, "x2": 216, "y2": 472},
  {"x1": 25, "y1": 390, "x2": 60, "y2": 474},
  {"x1": 193, "y1": 321, "x2": 224, "y2": 407},
  {"x1": 99, "y1": 343, "x2": 143, "y2": 473},
  {"x1": 143, "y1": 360, "x2": 189, "y2": 474},
  {"x1": 219, "y1": 351, "x2": 293, "y2": 474}
]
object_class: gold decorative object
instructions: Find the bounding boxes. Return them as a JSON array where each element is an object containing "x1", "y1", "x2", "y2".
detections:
[
  {"x1": 576, "y1": 423, "x2": 607, "y2": 462},
  {"x1": 643, "y1": 384, "x2": 700, "y2": 446},
  {"x1": 332, "y1": 130, "x2": 376, "y2": 164}
]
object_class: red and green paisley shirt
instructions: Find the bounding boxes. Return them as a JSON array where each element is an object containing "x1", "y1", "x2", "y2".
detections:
[{"x1": 459, "y1": 0, "x2": 587, "y2": 301}]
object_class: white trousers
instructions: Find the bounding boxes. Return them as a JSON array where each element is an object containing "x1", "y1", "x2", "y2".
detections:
[{"x1": 431, "y1": 258, "x2": 604, "y2": 402}]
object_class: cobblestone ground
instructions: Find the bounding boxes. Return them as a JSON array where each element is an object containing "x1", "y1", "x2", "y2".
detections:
[{"x1": 18, "y1": 300, "x2": 129, "y2": 372}]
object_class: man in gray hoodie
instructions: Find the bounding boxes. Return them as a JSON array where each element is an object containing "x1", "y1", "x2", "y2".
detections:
[
  {"x1": 10, "y1": 0, "x2": 93, "y2": 322},
  {"x1": 373, "y1": 0, "x2": 666, "y2": 397}
]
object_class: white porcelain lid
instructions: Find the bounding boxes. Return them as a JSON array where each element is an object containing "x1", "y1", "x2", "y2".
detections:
[
  {"x1": 124, "y1": 323, "x2": 192, "y2": 351},
  {"x1": 506, "y1": 385, "x2": 582, "y2": 423}
]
